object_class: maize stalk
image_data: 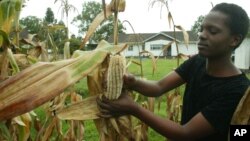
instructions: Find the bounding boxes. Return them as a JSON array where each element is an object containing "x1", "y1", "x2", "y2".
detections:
[
  {"x1": 105, "y1": 54, "x2": 126, "y2": 100},
  {"x1": 103, "y1": 54, "x2": 132, "y2": 137},
  {"x1": 0, "y1": 40, "x2": 126, "y2": 121}
]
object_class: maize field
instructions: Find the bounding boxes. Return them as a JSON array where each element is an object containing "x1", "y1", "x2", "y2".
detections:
[{"x1": 1, "y1": 0, "x2": 248, "y2": 141}]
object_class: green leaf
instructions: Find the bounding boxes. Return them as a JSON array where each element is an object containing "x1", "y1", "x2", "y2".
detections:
[
  {"x1": 0, "y1": 0, "x2": 17, "y2": 33},
  {"x1": 0, "y1": 30, "x2": 11, "y2": 47},
  {"x1": 0, "y1": 122, "x2": 12, "y2": 141},
  {"x1": 7, "y1": 48, "x2": 20, "y2": 74}
]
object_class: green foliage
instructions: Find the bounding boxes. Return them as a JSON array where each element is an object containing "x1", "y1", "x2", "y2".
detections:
[
  {"x1": 74, "y1": 78, "x2": 89, "y2": 97},
  {"x1": 0, "y1": 0, "x2": 21, "y2": 33},
  {"x1": 19, "y1": 16, "x2": 43, "y2": 34},
  {"x1": 127, "y1": 57, "x2": 182, "y2": 80},
  {"x1": 68, "y1": 36, "x2": 82, "y2": 54},
  {"x1": 83, "y1": 120, "x2": 99, "y2": 140},
  {"x1": 44, "y1": 7, "x2": 56, "y2": 24},
  {"x1": 53, "y1": 21, "x2": 68, "y2": 53},
  {"x1": 72, "y1": 1, "x2": 125, "y2": 42},
  {"x1": 19, "y1": 12, "x2": 67, "y2": 47},
  {"x1": 191, "y1": 15, "x2": 205, "y2": 35}
]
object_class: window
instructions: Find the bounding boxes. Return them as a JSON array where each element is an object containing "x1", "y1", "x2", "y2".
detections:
[
  {"x1": 128, "y1": 46, "x2": 133, "y2": 51},
  {"x1": 150, "y1": 44, "x2": 163, "y2": 50}
]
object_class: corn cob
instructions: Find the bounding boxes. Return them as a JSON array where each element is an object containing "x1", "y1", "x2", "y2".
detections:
[{"x1": 105, "y1": 54, "x2": 126, "y2": 100}]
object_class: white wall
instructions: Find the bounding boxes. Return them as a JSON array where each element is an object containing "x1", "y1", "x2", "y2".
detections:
[
  {"x1": 124, "y1": 40, "x2": 199, "y2": 57},
  {"x1": 145, "y1": 40, "x2": 172, "y2": 56},
  {"x1": 124, "y1": 44, "x2": 142, "y2": 57},
  {"x1": 171, "y1": 42, "x2": 198, "y2": 56},
  {"x1": 234, "y1": 38, "x2": 250, "y2": 70}
]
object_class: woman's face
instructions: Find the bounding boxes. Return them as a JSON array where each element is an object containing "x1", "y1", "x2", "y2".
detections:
[{"x1": 197, "y1": 11, "x2": 238, "y2": 59}]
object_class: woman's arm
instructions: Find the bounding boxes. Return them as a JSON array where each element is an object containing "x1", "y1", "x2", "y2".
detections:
[
  {"x1": 133, "y1": 104, "x2": 215, "y2": 141},
  {"x1": 97, "y1": 94, "x2": 216, "y2": 141},
  {"x1": 124, "y1": 71, "x2": 185, "y2": 97}
]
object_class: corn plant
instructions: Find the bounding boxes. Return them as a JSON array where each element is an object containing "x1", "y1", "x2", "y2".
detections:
[
  {"x1": 0, "y1": 0, "x2": 197, "y2": 140},
  {"x1": 149, "y1": 1, "x2": 189, "y2": 140},
  {"x1": 1, "y1": 0, "x2": 133, "y2": 140}
]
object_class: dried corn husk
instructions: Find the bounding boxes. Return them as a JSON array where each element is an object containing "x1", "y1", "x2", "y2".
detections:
[
  {"x1": 56, "y1": 95, "x2": 100, "y2": 120},
  {"x1": 231, "y1": 87, "x2": 250, "y2": 124},
  {"x1": 110, "y1": 0, "x2": 126, "y2": 12},
  {"x1": 0, "y1": 40, "x2": 126, "y2": 121}
]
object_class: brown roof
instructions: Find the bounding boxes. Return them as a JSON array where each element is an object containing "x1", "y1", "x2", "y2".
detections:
[{"x1": 108, "y1": 31, "x2": 198, "y2": 44}]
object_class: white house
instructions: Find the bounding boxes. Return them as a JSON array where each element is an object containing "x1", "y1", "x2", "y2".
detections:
[
  {"x1": 108, "y1": 31, "x2": 198, "y2": 58},
  {"x1": 108, "y1": 31, "x2": 250, "y2": 70},
  {"x1": 234, "y1": 38, "x2": 250, "y2": 70}
]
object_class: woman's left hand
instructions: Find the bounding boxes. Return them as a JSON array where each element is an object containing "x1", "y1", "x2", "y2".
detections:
[{"x1": 96, "y1": 90, "x2": 138, "y2": 118}]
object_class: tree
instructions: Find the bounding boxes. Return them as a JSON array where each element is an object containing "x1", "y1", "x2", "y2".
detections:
[
  {"x1": 53, "y1": 20, "x2": 68, "y2": 53},
  {"x1": 68, "y1": 35, "x2": 81, "y2": 54},
  {"x1": 19, "y1": 16, "x2": 43, "y2": 34},
  {"x1": 44, "y1": 7, "x2": 56, "y2": 24},
  {"x1": 72, "y1": 1, "x2": 125, "y2": 43},
  {"x1": 191, "y1": 15, "x2": 205, "y2": 35},
  {"x1": 54, "y1": 0, "x2": 78, "y2": 39}
]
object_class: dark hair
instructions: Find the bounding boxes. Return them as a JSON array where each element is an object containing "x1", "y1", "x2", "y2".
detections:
[{"x1": 211, "y1": 3, "x2": 249, "y2": 46}]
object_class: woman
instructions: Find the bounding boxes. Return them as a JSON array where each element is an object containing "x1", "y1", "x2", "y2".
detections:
[{"x1": 97, "y1": 3, "x2": 250, "y2": 141}]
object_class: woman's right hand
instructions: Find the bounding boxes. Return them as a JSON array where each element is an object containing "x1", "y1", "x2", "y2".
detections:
[{"x1": 123, "y1": 73, "x2": 137, "y2": 90}]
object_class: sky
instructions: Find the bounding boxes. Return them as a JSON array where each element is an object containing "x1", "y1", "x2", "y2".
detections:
[{"x1": 20, "y1": 0, "x2": 250, "y2": 36}]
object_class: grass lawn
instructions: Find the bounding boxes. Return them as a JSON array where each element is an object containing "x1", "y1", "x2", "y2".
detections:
[
  {"x1": 74, "y1": 57, "x2": 250, "y2": 141},
  {"x1": 32, "y1": 57, "x2": 249, "y2": 140}
]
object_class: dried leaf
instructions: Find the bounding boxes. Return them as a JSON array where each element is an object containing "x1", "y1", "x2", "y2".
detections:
[
  {"x1": 156, "y1": 41, "x2": 174, "y2": 61},
  {"x1": 42, "y1": 117, "x2": 57, "y2": 141},
  {"x1": 178, "y1": 53, "x2": 189, "y2": 61},
  {"x1": 175, "y1": 25, "x2": 189, "y2": 49},
  {"x1": 168, "y1": 12, "x2": 172, "y2": 29},
  {"x1": 20, "y1": 34, "x2": 38, "y2": 46},
  {"x1": 148, "y1": 97, "x2": 155, "y2": 112},
  {"x1": 56, "y1": 95, "x2": 100, "y2": 120},
  {"x1": 80, "y1": 5, "x2": 112, "y2": 49},
  {"x1": 18, "y1": 113, "x2": 32, "y2": 141},
  {"x1": 13, "y1": 116, "x2": 26, "y2": 126},
  {"x1": 110, "y1": 0, "x2": 126, "y2": 12},
  {"x1": 167, "y1": 92, "x2": 182, "y2": 123},
  {"x1": 231, "y1": 87, "x2": 250, "y2": 124},
  {"x1": 140, "y1": 50, "x2": 156, "y2": 75},
  {"x1": 64, "y1": 41, "x2": 70, "y2": 59},
  {"x1": 130, "y1": 60, "x2": 141, "y2": 67},
  {"x1": 0, "y1": 40, "x2": 125, "y2": 121},
  {"x1": 28, "y1": 46, "x2": 42, "y2": 58},
  {"x1": 109, "y1": 118, "x2": 120, "y2": 134},
  {"x1": 0, "y1": 48, "x2": 9, "y2": 80}
]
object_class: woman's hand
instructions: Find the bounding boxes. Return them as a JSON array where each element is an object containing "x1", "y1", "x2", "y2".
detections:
[
  {"x1": 123, "y1": 73, "x2": 137, "y2": 89},
  {"x1": 96, "y1": 90, "x2": 137, "y2": 118}
]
